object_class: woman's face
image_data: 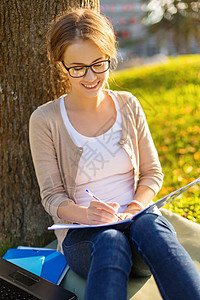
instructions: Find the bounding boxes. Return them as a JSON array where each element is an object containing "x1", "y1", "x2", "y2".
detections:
[{"x1": 62, "y1": 39, "x2": 109, "y2": 99}]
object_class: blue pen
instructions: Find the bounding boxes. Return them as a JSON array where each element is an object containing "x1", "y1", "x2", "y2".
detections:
[{"x1": 86, "y1": 189, "x2": 122, "y2": 220}]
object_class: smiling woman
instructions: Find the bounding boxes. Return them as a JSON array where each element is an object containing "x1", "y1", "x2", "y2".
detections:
[
  {"x1": 29, "y1": 8, "x2": 200, "y2": 300},
  {"x1": 61, "y1": 39, "x2": 110, "y2": 103},
  {"x1": 47, "y1": 8, "x2": 117, "y2": 95}
]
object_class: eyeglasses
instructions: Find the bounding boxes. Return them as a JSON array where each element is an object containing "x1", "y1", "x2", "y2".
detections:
[{"x1": 61, "y1": 59, "x2": 110, "y2": 78}]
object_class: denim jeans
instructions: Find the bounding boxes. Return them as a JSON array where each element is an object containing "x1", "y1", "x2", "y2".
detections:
[{"x1": 62, "y1": 213, "x2": 200, "y2": 300}]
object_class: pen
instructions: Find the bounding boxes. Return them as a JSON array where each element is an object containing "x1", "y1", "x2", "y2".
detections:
[{"x1": 86, "y1": 189, "x2": 123, "y2": 221}]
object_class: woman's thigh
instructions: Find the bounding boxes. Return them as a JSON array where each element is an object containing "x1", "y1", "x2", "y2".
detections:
[
  {"x1": 62, "y1": 225, "x2": 131, "y2": 278},
  {"x1": 125, "y1": 212, "x2": 172, "y2": 277},
  {"x1": 62, "y1": 227, "x2": 99, "y2": 278},
  {"x1": 127, "y1": 213, "x2": 177, "y2": 275}
]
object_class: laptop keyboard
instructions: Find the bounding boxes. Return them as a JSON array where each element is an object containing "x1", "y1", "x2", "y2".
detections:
[{"x1": 0, "y1": 278, "x2": 39, "y2": 299}]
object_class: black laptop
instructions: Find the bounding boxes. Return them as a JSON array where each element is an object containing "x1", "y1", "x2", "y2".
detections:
[{"x1": 0, "y1": 258, "x2": 77, "y2": 300}]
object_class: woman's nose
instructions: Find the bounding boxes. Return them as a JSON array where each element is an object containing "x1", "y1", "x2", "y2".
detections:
[{"x1": 84, "y1": 67, "x2": 97, "y2": 81}]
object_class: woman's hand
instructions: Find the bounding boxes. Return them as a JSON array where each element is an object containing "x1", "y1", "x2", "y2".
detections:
[
  {"x1": 86, "y1": 200, "x2": 120, "y2": 225},
  {"x1": 118, "y1": 207, "x2": 142, "y2": 221}
]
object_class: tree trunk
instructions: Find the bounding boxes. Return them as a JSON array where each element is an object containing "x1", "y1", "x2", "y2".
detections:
[{"x1": 0, "y1": 0, "x2": 99, "y2": 253}]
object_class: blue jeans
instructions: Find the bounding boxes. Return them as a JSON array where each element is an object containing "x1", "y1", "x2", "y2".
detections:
[{"x1": 62, "y1": 213, "x2": 200, "y2": 300}]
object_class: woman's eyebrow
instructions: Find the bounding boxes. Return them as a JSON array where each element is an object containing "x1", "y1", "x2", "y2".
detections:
[{"x1": 69, "y1": 57, "x2": 104, "y2": 66}]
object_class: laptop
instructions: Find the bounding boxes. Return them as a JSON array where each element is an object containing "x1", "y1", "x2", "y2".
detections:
[{"x1": 0, "y1": 258, "x2": 77, "y2": 300}]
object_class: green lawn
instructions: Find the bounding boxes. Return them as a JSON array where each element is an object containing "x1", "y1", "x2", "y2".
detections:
[{"x1": 109, "y1": 54, "x2": 200, "y2": 223}]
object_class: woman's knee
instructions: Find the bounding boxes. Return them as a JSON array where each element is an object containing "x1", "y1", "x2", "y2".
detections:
[
  {"x1": 92, "y1": 229, "x2": 132, "y2": 269},
  {"x1": 129, "y1": 213, "x2": 177, "y2": 247},
  {"x1": 95, "y1": 229, "x2": 131, "y2": 252}
]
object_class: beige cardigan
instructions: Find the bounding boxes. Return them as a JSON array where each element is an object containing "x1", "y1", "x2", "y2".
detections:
[{"x1": 29, "y1": 90, "x2": 164, "y2": 252}]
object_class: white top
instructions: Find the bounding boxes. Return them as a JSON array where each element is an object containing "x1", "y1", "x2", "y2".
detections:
[{"x1": 60, "y1": 91, "x2": 134, "y2": 212}]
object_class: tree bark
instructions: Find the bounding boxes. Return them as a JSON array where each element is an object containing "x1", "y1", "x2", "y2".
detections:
[{"x1": 0, "y1": 0, "x2": 99, "y2": 253}]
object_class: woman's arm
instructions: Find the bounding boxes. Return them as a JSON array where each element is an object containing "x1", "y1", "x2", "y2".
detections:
[
  {"x1": 132, "y1": 95, "x2": 164, "y2": 196},
  {"x1": 29, "y1": 108, "x2": 72, "y2": 217},
  {"x1": 58, "y1": 200, "x2": 119, "y2": 225},
  {"x1": 29, "y1": 108, "x2": 119, "y2": 225},
  {"x1": 124, "y1": 185, "x2": 155, "y2": 216}
]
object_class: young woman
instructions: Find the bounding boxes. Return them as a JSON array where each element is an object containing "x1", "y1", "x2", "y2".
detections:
[{"x1": 29, "y1": 8, "x2": 200, "y2": 300}]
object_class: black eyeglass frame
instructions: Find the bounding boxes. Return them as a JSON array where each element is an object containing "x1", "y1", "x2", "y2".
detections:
[{"x1": 61, "y1": 59, "x2": 111, "y2": 78}]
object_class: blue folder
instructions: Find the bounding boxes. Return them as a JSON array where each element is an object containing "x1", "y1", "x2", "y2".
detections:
[{"x1": 3, "y1": 247, "x2": 67, "y2": 284}]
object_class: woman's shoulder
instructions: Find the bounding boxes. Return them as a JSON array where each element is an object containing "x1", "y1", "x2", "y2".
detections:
[
  {"x1": 109, "y1": 89, "x2": 146, "y2": 124},
  {"x1": 30, "y1": 96, "x2": 62, "y2": 123},
  {"x1": 109, "y1": 89, "x2": 132, "y2": 99},
  {"x1": 109, "y1": 89, "x2": 141, "y2": 108}
]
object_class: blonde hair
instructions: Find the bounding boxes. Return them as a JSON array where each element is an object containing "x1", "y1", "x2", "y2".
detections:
[{"x1": 47, "y1": 8, "x2": 118, "y2": 95}]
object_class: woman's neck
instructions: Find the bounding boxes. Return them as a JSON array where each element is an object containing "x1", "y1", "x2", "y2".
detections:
[{"x1": 65, "y1": 90, "x2": 106, "y2": 112}]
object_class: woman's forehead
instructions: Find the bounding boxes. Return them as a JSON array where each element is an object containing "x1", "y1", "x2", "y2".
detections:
[{"x1": 63, "y1": 39, "x2": 105, "y2": 65}]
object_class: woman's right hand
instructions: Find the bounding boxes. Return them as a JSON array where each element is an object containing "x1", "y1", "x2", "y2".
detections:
[{"x1": 86, "y1": 200, "x2": 119, "y2": 225}]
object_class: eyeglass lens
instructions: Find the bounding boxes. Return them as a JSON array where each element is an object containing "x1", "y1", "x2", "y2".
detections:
[{"x1": 69, "y1": 60, "x2": 110, "y2": 78}]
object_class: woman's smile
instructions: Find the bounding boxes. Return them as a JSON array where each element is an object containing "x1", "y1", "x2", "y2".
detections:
[{"x1": 81, "y1": 80, "x2": 100, "y2": 90}]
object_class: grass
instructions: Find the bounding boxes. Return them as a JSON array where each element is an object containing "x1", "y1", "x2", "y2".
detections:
[{"x1": 109, "y1": 54, "x2": 200, "y2": 223}]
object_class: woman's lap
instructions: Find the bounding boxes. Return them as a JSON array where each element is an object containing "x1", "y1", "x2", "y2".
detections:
[
  {"x1": 62, "y1": 224, "x2": 131, "y2": 278},
  {"x1": 62, "y1": 212, "x2": 200, "y2": 299},
  {"x1": 62, "y1": 213, "x2": 168, "y2": 278}
]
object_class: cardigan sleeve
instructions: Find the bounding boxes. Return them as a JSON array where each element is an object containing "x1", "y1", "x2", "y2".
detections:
[
  {"x1": 133, "y1": 96, "x2": 164, "y2": 195},
  {"x1": 29, "y1": 108, "x2": 74, "y2": 218}
]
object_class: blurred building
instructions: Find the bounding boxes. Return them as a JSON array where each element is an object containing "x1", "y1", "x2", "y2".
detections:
[
  {"x1": 100, "y1": 0, "x2": 158, "y2": 58},
  {"x1": 100, "y1": 0, "x2": 199, "y2": 59}
]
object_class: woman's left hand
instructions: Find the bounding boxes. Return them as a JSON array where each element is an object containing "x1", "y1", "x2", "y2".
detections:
[{"x1": 118, "y1": 208, "x2": 142, "y2": 220}]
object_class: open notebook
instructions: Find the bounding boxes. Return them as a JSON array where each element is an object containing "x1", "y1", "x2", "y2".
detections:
[{"x1": 48, "y1": 177, "x2": 200, "y2": 230}]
